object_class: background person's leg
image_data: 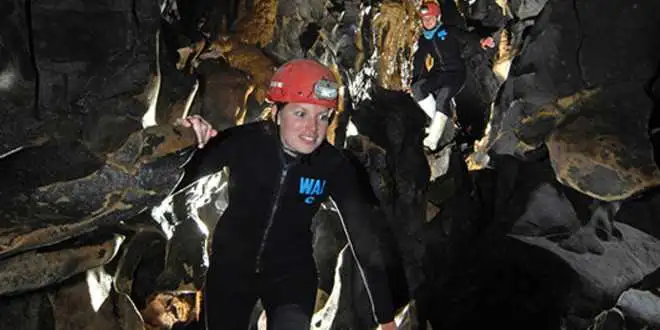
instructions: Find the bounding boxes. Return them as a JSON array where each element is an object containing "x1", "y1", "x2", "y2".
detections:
[
  {"x1": 422, "y1": 86, "x2": 452, "y2": 150},
  {"x1": 412, "y1": 79, "x2": 436, "y2": 119},
  {"x1": 411, "y1": 79, "x2": 428, "y2": 102},
  {"x1": 433, "y1": 87, "x2": 453, "y2": 117}
]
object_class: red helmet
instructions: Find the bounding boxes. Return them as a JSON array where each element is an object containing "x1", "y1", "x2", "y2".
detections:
[
  {"x1": 419, "y1": 2, "x2": 441, "y2": 18},
  {"x1": 266, "y1": 59, "x2": 339, "y2": 109}
]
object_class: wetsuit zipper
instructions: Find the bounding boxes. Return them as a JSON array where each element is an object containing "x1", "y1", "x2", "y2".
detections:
[
  {"x1": 255, "y1": 160, "x2": 292, "y2": 273},
  {"x1": 431, "y1": 39, "x2": 446, "y2": 70}
]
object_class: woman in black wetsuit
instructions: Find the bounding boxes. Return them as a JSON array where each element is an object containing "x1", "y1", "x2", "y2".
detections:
[{"x1": 179, "y1": 59, "x2": 397, "y2": 330}]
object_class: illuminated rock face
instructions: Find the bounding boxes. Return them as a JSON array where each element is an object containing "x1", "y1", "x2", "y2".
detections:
[{"x1": 481, "y1": 0, "x2": 660, "y2": 201}]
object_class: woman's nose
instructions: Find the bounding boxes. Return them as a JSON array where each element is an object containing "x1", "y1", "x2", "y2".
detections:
[{"x1": 304, "y1": 117, "x2": 318, "y2": 132}]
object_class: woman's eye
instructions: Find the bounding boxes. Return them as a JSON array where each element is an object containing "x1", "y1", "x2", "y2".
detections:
[
  {"x1": 294, "y1": 111, "x2": 305, "y2": 117},
  {"x1": 319, "y1": 113, "x2": 331, "y2": 122}
]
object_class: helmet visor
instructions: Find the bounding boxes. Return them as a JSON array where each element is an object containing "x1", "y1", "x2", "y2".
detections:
[{"x1": 314, "y1": 79, "x2": 339, "y2": 101}]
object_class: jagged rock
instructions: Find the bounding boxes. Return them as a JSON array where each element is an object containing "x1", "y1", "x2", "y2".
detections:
[
  {"x1": 511, "y1": 222, "x2": 660, "y2": 325},
  {"x1": 154, "y1": 27, "x2": 201, "y2": 126},
  {"x1": 615, "y1": 289, "x2": 660, "y2": 325},
  {"x1": 539, "y1": 0, "x2": 660, "y2": 201},
  {"x1": 284, "y1": 202, "x2": 403, "y2": 329},
  {"x1": 0, "y1": 235, "x2": 123, "y2": 296},
  {"x1": 1, "y1": 0, "x2": 168, "y2": 184},
  {"x1": 265, "y1": 0, "x2": 335, "y2": 61},
  {"x1": 414, "y1": 150, "x2": 482, "y2": 328},
  {"x1": 193, "y1": 60, "x2": 264, "y2": 129},
  {"x1": 485, "y1": 89, "x2": 598, "y2": 159},
  {"x1": 5, "y1": 0, "x2": 167, "y2": 156},
  {"x1": 267, "y1": 15, "x2": 308, "y2": 61},
  {"x1": 49, "y1": 269, "x2": 145, "y2": 330},
  {"x1": 233, "y1": 0, "x2": 279, "y2": 47},
  {"x1": 0, "y1": 268, "x2": 144, "y2": 330},
  {"x1": 587, "y1": 308, "x2": 626, "y2": 330},
  {"x1": 312, "y1": 245, "x2": 407, "y2": 330},
  {"x1": 0, "y1": 0, "x2": 39, "y2": 156},
  {"x1": 463, "y1": 0, "x2": 510, "y2": 27},
  {"x1": 586, "y1": 262, "x2": 660, "y2": 328},
  {"x1": 616, "y1": 190, "x2": 660, "y2": 240},
  {"x1": 352, "y1": 86, "x2": 429, "y2": 296},
  {"x1": 0, "y1": 132, "x2": 104, "y2": 198},
  {"x1": 455, "y1": 45, "x2": 501, "y2": 143},
  {"x1": 112, "y1": 220, "x2": 168, "y2": 298},
  {"x1": 150, "y1": 168, "x2": 228, "y2": 294},
  {"x1": 457, "y1": 154, "x2": 656, "y2": 328},
  {"x1": 310, "y1": 246, "x2": 366, "y2": 329},
  {"x1": 476, "y1": 153, "x2": 646, "y2": 255},
  {"x1": 508, "y1": 0, "x2": 548, "y2": 20},
  {"x1": 141, "y1": 291, "x2": 199, "y2": 329},
  {"x1": 426, "y1": 146, "x2": 472, "y2": 213},
  {"x1": 344, "y1": 134, "x2": 392, "y2": 205},
  {"x1": 547, "y1": 89, "x2": 660, "y2": 201},
  {"x1": 451, "y1": 0, "x2": 508, "y2": 143},
  {"x1": 33, "y1": 0, "x2": 161, "y2": 154},
  {"x1": 200, "y1": 36, "x2": 276, "y2": 105},
  {"x1": 348, "y1": 86, "x2": 482, "y2": 328},
  {"x1": 481, "y1": 0, "x2": 660, "y2": 201},
  {"x1": 420, "y1": 235, "x2": 575, "y2": 329},
  {"x1": 0, "y1": 124, "x2": 197, "y2": 259},
  {"x1": 0, "y1": 290, "x2": 54, "y2": 330},
  {"x1": 361, "y1": 0, "x2": 419, "y2": 91},
  {"x1": 166, "y1": 39, "x2": 268, "y2": 128},
  {"x1": 154, "y1": 202, "x2": 211, "y2": 294},
  {"x1": 311, "y1": 208, "x2": 349, "y2": 295}
]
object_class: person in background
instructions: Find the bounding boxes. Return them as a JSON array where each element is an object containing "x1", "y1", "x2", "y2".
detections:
[
  {"x1": 411, "y1": 1, "x2": 494, "y2": 151},
  {"x1": 178, "y1": 58, "x2": 397, "y2": 330}
]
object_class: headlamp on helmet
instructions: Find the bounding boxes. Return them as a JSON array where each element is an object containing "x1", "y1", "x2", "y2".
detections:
[
  {"x1": 265, "y1": 59, "x2": 340, "y2": 108},
  {"x1": 314, "y1": 79, "x2": 339, "y2": 100}
]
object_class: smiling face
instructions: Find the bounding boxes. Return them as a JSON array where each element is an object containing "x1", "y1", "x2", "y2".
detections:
[
  {"x1": 276, "y1": 102, "x2": 334, "y2": 155},
  {"x1": 422, "y1": 15, "x2": 439, "y2": 30}
]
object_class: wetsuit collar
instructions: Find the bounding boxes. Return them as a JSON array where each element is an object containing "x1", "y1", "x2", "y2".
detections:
[
  {"x1": 269, "y1": 120, "x2": 322, "y2": 165},
  {"x1": 281, "y1": 145, "x2": 300, "y2": 164},
  {"x1": 423, "y1": 23, "x2": 447, "y2": 40},
  {"x1": 423, "y1": 25, "x2": 440, "y2": 40},
  {"x1": 280, "y1": 142, "x2": 320, "y2": 166}
]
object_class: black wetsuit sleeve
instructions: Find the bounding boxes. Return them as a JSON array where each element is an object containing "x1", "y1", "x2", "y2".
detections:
[
  {"x1": 328, "y1": 156, "x2": 395, "y2": 324},
  {"x1": 174, "y1": 125, "x2": 242, "y2": 193},
  {"x1": 412, "y1": 44, "x2": 425, "y2": 83},
  {"x1": 420, "y1": 33, "x2": 465, "y2": 95}
]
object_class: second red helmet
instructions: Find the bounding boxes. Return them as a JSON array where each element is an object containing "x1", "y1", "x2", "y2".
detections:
[{"x1": 419, "y1": 2, "x2": 441, "y2": 18}]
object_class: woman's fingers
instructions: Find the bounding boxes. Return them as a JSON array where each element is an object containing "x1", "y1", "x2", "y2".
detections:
[{"x1": 175, "y1": 115, "x2": 218, "y2": 148}]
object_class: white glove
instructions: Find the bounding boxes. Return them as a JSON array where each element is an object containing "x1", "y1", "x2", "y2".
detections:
[
  {"x1": 423, "y1": 112, "x2": 449, "y2": 151},
  {"x1": 417, "y1": 94, "x2": 436, "y2": 119}
]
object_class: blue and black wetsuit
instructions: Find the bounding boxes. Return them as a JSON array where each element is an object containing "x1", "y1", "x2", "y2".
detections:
[
  {"x1": 178, "y1": 120, "x2": 395, "y2": 329},
  {"x1": 412, "y1": 24, "x2": 466, "y2": 117}
]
